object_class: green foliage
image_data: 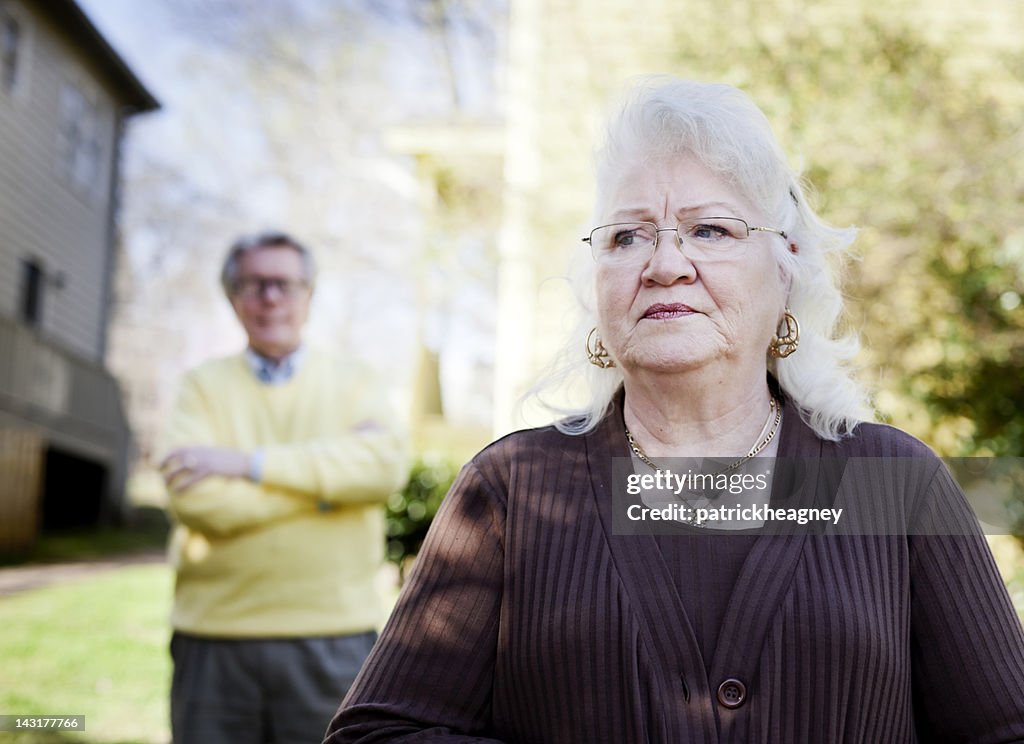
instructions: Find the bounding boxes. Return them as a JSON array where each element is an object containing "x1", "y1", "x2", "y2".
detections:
[
  {"x1": 386, "y1": 457, "x2": 460, "y2": 578},
  {"x1": 663, "y1": 5, "x2": 1024, "y2": 459}
]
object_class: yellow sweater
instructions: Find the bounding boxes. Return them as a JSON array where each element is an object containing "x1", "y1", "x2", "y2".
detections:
[{"x1": 162, "y1": 350, "x2": 408, "y2": 637}]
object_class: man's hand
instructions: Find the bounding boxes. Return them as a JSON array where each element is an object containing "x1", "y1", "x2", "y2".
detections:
[{"x1": 160, "y1": 446, "x2": 251, "y2": 493}]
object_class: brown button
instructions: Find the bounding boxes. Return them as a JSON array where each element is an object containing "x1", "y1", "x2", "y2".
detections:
[{"x1": 717, "y1": 678, "x2": 747, "y2": 709}]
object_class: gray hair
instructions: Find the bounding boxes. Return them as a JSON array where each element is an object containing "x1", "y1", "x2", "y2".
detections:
[
  {"x1": 529, "y1": 77, "x2": 871, "y2": 441},
  {"x1": 220, "y1": 230, "x2": 317, "y2": 295}
]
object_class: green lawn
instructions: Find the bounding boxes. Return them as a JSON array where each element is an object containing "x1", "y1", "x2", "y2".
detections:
[{"x1": 0, "y1": 565, "x2": 172, "y2": 744}]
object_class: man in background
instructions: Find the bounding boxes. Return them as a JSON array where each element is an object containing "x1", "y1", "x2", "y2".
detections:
[{"x1": 160, "y1": 231, "x2": 408, "y2": 744}]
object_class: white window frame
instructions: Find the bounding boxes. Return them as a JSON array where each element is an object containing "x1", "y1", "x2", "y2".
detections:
[
  {"x1": 57, "y1": 77, "x2": 105, "y2": 199},
  {"x1": 0, "y1": 1, "x2": 31, "y2": 101}
]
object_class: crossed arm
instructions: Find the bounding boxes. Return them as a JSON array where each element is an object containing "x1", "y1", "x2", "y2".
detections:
[{"x1": 160, "y1": 373, "x2": 408, "y2": 537}]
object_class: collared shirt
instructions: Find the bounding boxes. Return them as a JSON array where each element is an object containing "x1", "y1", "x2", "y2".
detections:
[
  {"x1": 245, "y1": 346, "x2": 306, "y2": 385},
  {"x1": 243, "y1": 346, "x2": 306, "y2": 482}
]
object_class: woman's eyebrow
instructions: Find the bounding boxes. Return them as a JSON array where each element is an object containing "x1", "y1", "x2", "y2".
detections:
[
  {"x1": 605, "y1": 205, "x2": 655, "y2": 220},
  {"x1": 605, "y1": 200, "x2": 744, "y2": 222},
  {"x1": 675, "y1": 201, "x2": 741, "y2": 217}
]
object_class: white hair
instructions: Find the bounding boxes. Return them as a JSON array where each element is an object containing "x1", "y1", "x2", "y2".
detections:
[{"x1": 527, "y1": 77, "x2": 872, "y2": 441}]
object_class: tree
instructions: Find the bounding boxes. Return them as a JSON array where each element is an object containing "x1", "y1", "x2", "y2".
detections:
[{"x1": 657, "y1": 4, "x2": 1024, "y2": 458}]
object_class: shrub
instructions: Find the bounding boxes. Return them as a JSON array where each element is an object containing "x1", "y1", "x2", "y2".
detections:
[{"x1": 386, "y1": 456, "x2": 459, "y2": 582}]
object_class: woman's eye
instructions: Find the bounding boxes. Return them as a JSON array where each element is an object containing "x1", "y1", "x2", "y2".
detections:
[
  {"x1": 614, "y1": 230, "x2": 639, "y2": 247},
  {"x1": 691, "y1": 223, "x2": 728, "y2": 240}
]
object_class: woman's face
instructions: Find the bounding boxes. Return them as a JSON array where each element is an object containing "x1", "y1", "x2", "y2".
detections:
[{"x1": 595, "y1": 154, "x2": 789, "y2": 377}]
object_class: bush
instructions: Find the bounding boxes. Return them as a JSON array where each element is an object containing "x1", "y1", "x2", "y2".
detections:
[{"x1": 386, "y1": 456, "x2": 459, "y2": 582}]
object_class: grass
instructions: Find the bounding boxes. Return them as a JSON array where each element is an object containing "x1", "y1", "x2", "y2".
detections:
[{"x1": 0, "y1": 565, "x2": 172, "y2": 744}]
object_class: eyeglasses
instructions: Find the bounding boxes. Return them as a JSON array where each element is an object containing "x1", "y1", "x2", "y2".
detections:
[
  {"x1": 230, "y1": 277, "x2": 310, "y2": 299},
  {"x1": 582, "y1": 217, "x2": 788, "y2": 266}
]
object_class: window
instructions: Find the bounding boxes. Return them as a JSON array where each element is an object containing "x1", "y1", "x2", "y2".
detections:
[
  {"x1": 1, "y1": 11, "x2": 19, "y2": 93},
  {"x1": 58, "y1": 82, "x2": 101, "y2": 192},
  {"x1": 20, "y1": 259, "x2": 44, "y2": 327}
]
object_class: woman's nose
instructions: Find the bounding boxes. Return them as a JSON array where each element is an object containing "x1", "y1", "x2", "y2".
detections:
[{"x1": 641, "y1": 229, "x2": 697, "y2": 285}]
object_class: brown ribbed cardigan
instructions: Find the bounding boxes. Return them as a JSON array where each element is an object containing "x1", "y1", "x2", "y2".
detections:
[{"x1": 325, "y1": 399, "x2": 1024, "y2": 743}]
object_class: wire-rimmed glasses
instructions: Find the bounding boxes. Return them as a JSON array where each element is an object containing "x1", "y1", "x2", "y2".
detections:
[
  {"x1": 230, "y1": 277, "x2": 310, "y2": 299},
  {"x1": 582, "y1": 217, "x2": 788, "y2": 266}
]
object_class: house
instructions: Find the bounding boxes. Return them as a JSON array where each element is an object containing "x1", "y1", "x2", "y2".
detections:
[{"x1": 0, "y1": 0, "x2": 158, "y2": 551}]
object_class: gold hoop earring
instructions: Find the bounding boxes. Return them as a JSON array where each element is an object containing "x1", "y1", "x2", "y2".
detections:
[
  {"x1": 586, "y1": 328, "x2": 615, "y2": 368},
  {"x1": 769, "y1": 309, "x2": 800, "y2": 358}
]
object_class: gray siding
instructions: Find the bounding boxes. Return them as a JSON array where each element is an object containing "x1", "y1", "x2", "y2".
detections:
[{"x1": 0, "y1": 0, "x2": 119, "y2": 363}]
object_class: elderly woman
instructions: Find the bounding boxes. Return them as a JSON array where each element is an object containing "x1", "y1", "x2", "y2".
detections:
[{"x1": 324, "y1": 78, "x2": 1024, "y2": 742}]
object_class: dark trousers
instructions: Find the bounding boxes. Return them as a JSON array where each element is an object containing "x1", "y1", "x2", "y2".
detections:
[{"x1": 170, "y1": 631, "x2": 376, "y2": 744}]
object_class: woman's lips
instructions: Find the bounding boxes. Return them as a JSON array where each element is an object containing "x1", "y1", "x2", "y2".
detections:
[{"x1": 643, "y1": 303, "x2": 697, "y2": 319}]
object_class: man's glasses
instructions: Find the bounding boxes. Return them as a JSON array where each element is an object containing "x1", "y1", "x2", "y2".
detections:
[
  {"x1": 583, "y1": 217, "x2": 788, "y2": 266},
  {"x1": 230, "y1": 277, "x2": 309, "y2": 299}
]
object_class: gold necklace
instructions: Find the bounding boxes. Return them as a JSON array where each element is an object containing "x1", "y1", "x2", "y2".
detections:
[
  {"x1": 625, "y1": 397, "x2": 782, "y2": 528},
  {"x1": 624, "y1": 396, "x2": 782, "y2": 474}
]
